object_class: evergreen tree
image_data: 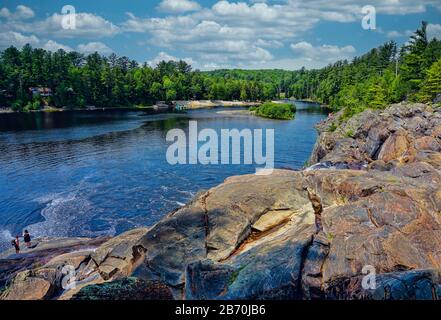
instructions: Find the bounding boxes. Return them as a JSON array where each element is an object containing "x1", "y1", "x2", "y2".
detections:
[{"x1": 418, "y1": 58, "x2": 441, "y2": 102}]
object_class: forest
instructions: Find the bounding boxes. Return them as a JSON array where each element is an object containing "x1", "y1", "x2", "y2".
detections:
[
  {"x1": 0, "y1": 21, "x2": 440, "y2": 117},
  {"x1": 208, "y1": 22, "x2": 441, "y2": 119},
  {"x1": 0, "y1": 47, "x2": 278, "y2": 111}
]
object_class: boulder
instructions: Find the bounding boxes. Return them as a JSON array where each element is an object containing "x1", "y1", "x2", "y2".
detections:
[
  {"x1": 413, "y1": 136, "x2": 441, "y2": 152},
  {"x1": 91, "y1": 228, "x2": 148, "y2": 280},
  {"x1": 1, "y1": 271, "x2": 52, "y2": 300},
  {"x1": 309, "y1": 103, "x2": 440, "y2": 167},
  {"x1": 377, "y1": 133, "x2": 410, "y2": 162}
]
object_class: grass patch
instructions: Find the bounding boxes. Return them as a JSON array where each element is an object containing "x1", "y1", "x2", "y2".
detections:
[
  {"x1": 328, "y1": 122, "x2": 338, "y2": 132},
  {"x1": 344, "y1": 129, "x2": 355, "y2": 138}
]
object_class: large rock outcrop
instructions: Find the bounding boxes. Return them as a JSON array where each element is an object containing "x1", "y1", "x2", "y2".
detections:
[
  {"x1": 310, "y1": 103, "x2": 441, "y2": 168},
  {"x1": 1, "y1": 103, "x2": 441, "y2": 300},
  {"x1": 0, "y1": 230, "x2": 149, "y2": 300}
]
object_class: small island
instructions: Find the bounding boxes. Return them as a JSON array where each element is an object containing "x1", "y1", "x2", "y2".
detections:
[{"x1": 250, "y1": 102, "x2": 296, "y2": 120}]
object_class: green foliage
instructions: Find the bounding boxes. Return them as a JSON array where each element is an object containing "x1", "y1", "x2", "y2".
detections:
[
  {"x1": 0, "y1": 47, "x2": 279, "y2": 109},
  {"x1": 254, "y1": 102, "x2": 295, "y2": 120},
  {"x1": 1, "y1": 21, "x2": 440, "y2": 118},
  {"x1": 212, "y1": 22, "x2": 437, "y2": 121},
  {"x1": 418, "y1": 58, "x2": 441, "y2": 102},
  {"x1": 328, "y1": 122, "x2": 338, "y2": 132},
  {"x1": 344, "y1": 129, "x2": 355, "y2": 138}
]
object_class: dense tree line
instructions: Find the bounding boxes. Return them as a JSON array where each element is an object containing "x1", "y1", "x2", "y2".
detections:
[
  {"x1": 1, "y1": 21, "x2": 440, "y2": 116},
  {"x1": 0, "y1": 47, "x2": 278, "y2": 111},
  {"x1": 207, "y1": 22, "x2": 441, "y2": 119},
  {"x1": 290, "y1": 22, "x2": 441, "y2": 119}
]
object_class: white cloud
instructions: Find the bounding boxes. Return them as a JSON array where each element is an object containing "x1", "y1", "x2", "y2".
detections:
[
  {"x1": 428, "y1": 23, "x2": 441, "y2": 40},
  {"x1": 1, "y1": 1, "x2": 439, "y2": 70},
  {"x1": 212, "y1": 1, "x2": 277, "y2": 21},
  {"x1": 386, "y1": 24, "x2": 441, "y2": 40},
  {"x1": 157, "y1": 0, "x2": 201, "y2": 13},
  {"x1": 77, "y1": 42, "x2": 113, "y2": 55},
  {"x1": 290, "y1": 41, "x2": 356, "y2": 68},
  {"x1": 0, "y1": 31, "x2": 39, "y2": 49},
  {"x1": 3, "y1": 12, "x2": 119, "y2": 39},
  {"x1": 0, "y1": 8, "x2": 10, "y2": 19},
  {"x1": 255, "y1": 39, "x2": 284, "y2": 48},
  {"x1": 14, "y1": 5, "x2": 35, "y2": 20},
  {"x1": 43, "y1": 40, "x2": 73, "y2": 52},
  {"x1": 386, "y1": 29, "x2": 413, "y2": 38},
  {"x1": 386, "y1": 30, "x2": 403, "y2": 38},
  {"x1": 0, "y1": 5, "x2": 35, "y2": 20}
]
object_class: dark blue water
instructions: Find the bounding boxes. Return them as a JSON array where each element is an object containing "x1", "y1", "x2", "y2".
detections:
[{"x1": 0, "y1": 102, "x2": 328, "y2": 250}]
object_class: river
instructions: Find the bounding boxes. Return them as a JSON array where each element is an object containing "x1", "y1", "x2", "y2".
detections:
[{"x1": 0, "y1": 102, "x2": 328, "y2": 250}]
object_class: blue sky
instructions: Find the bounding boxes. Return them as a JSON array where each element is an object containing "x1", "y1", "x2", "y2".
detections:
[{"x1": 0, "y1": 0, "x2": 440, "y2": 70}]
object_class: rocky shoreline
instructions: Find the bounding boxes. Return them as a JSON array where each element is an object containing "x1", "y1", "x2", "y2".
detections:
[{"x1": 1, "y1": 103, "x2": 441, "y2": 300}]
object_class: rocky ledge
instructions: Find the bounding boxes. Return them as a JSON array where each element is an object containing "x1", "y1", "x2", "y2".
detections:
[{"x1": 1, "y1": 103, "x2": 441, "y2": 300}]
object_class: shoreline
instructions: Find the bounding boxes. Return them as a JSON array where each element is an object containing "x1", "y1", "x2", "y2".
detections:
[
  {"x1": 0, "y1": 105, "x2": 157, "y2": 115},
  {"x1": 0, "y1": 100, "x2": 263, "y2": 115},
  {"x1": 179, "y1": 100, "x2": 261, "y2": 109}
]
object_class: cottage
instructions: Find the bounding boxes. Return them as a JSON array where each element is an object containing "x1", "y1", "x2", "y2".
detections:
[
  {"x1": 173, "y1": 101, "x2": 188, "y2": 111},
  {"x1": 29, "y1": 87, "x2": 52, "y2": 97}
]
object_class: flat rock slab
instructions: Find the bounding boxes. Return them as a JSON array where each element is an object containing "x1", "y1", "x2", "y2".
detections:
[{"x1": 0, "y1": 237, "x2": 109, "y2": 291}]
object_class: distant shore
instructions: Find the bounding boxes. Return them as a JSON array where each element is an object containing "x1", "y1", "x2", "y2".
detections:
[
  {"x1": 0, "y1": 101, "x2": 263, "y2": 114},
  {"x1": 0, "y1": 105, "x2": 156, "y2": 114},
  {"x1": 181, "y1": 100, "x2": 261, "y2": 109}
]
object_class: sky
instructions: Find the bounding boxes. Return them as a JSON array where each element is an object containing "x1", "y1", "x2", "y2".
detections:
[{"x1": 0, "y1": 0, "x2": 440, "y2": 70}]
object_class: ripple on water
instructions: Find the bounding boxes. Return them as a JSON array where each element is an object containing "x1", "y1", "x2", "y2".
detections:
[{"x1": 0, "y1": 104, "x2": 329, "y2": 251}]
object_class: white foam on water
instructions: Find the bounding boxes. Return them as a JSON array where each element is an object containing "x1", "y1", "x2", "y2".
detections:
[
  {"x1": 26, "y1": 190, "x2": 100, "y2": 239},
  {"x1": 0, "y1": 229, "x2": 14, "y2": 253},
  {"x1": 0, "y1": 229, "x2": 13, "y2": 241}
]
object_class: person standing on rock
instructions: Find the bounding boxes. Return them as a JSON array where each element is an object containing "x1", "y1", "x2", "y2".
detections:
[
  {"x1": 11, "y1": 236, "x2": 20, "y2": 254},
  {"x1": 23, "y1": 230, "x2": 31, "y2": 247}
]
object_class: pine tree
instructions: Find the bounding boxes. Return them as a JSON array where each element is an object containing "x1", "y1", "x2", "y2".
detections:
[
  {"x1": 418, "y1": 58, "x2": 441, "y2": 103},
  {"x1": 400, "y1": 21, "x2": 429, "y2": 96},
  {"x1": 366, "y1": 77, "x2": 387, "y2": 109}
]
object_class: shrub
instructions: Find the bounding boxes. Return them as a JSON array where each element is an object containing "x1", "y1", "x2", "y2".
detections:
[{"x1": 254, "y1": 102, "x2": 295, "y2": 120}]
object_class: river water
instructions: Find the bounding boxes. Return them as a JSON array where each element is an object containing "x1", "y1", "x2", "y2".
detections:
[{"x1": 0, "y1": 102, "x2": 328, "y2": 250}]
